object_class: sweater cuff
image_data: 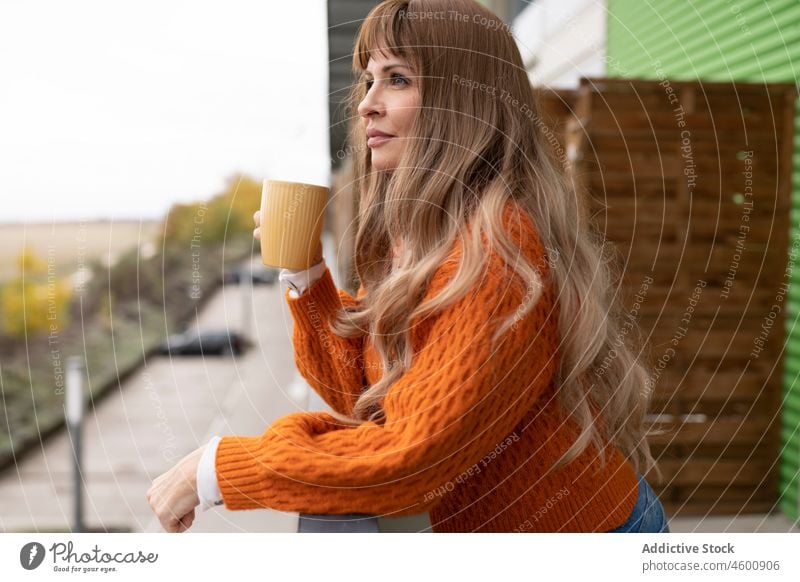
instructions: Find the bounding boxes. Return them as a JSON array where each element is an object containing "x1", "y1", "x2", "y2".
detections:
[
  {"x1": 214, "y1": 433, "x2": 271, "y2": 510},
  {"x1": 284, "y1": 266, "x2": 345, "y2": 323},
  {"x1": 279, "y1": 260, "x2": 326, "y2": 298},
  {"x1": 197, "y1": 435, "x2": 223, "y2": 511}
]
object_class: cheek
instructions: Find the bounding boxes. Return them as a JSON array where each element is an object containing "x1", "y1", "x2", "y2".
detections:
[{"x1": 395, "y1": 95, "x2": 420, "y2": 135}]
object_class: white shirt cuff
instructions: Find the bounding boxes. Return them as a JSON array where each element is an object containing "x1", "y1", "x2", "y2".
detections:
[
  {"x1": 279, "y1": 259, "x2": 327, "y2": 298},
  {"x1": 197, "y1": 435, "x2": 223, "y2": 511}
]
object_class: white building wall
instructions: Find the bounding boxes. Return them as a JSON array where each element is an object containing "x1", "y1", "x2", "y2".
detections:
[{"x1": 512, "y1": 0, "x2": 607, "y2": 88}]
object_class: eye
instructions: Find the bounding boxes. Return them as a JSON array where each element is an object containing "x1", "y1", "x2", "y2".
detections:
[
  {"x1": 363, "y1": 73, "x2": 410, "y2": 91},
  {"x1": 390, "y1": 73, "x2": 409, "y2": 86}
]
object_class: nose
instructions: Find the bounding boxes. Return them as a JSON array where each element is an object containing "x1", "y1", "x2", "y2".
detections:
[{"x1": 357, "y1": 83, "x2": 383, "y2": 120}]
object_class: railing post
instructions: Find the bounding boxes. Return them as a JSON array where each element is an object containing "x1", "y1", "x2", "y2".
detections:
[
  {"x1": 241, "y1": 265, "x2": 253, "y2": 340},
  {"x1": 65, "y1": 356, "x2": 85, "y2": 533}
]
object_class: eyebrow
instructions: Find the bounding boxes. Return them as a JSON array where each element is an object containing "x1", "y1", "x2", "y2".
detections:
[{"x1": 364, "y1": 64, "x2": 409, "y2": 76}]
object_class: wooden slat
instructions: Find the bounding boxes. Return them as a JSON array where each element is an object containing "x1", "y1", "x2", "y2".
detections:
[
  {"x1": 588, "y1": 172, "x2": 783, "y2": 203},
  {"x1": 651, "y1": 457, "x2": 774, "y2": 487},
  {"x1": 649, "y1": 362, "x2": 777, "y2": 402},
  {"x1": 586, "y1": 109, "x2": 784, "y2": 134},
  {"x1": 631, "y1": 290, "x2": 778, "y2": 319},
  {"x1": 659, "y1": 484, "x2": 776, "y2": 505},
  {"x1": 663, "y1": 500, "x2": 775, "y2": 516},
  {"x1": 648, "y1": 418, "x2": 773, "y2": 446},
  {"x1": 583, "y1": 151, "x2": 784, "y2": 181}
]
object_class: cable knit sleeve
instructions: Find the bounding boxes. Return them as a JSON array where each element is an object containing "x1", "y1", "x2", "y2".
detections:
[
  {"x1": 214, "y1": 209, "x2": 560, "y2": 517},
  {"x1": 284, "y1": 266, "x2": 366, "y2": 416}
]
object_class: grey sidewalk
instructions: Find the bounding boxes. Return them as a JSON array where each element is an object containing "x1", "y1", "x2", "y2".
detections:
[{"x1": 0, "y1": 270, "x2": 306, "y2": 533}]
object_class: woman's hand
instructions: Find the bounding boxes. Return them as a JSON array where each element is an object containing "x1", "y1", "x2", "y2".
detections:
[
  {"x1": 252, "y1": 209, "x2": 263, "y2": 241},
  {"x1": 252, "y1": 210, "x2": 323, "y2": 265},
  {"x1": 146, "y1": 446, "x2": 204, "y2": 533}
]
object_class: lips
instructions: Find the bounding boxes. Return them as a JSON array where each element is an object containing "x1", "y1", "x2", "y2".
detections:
[{"x1": 366, "y1": 129, "x2": 395, "y2": 148}]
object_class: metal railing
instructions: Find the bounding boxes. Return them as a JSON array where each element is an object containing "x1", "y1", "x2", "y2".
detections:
[{"x1": 297, "y1": 513, "x2": 379, "y2": 533}]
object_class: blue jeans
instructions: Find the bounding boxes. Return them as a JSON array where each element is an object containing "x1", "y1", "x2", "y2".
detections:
[{"x1": 608, "y1": 473, "x2": 670, "y2": 533}]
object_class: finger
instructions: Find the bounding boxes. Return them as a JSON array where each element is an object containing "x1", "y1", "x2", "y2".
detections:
[
  {"x1": 151, "y1": 471, "x2": 169, "y2": 486},
  {"x1": 146, "y1": 488, "x2": 159, "y2": 508},
  {"x1": 163, "y1": 512, "x2": 185, "y2": 533},
  {"x1": 253, "y1": 210, "x2": 260, "y2": 226},
  {"x1": 253, "y1": 227, "x2": 261, "y2": 241},
  {"x1": 179, "y1": 511, "x2": 195, "y2": 532},
  {"x1": 176, "y1": 511, "x2": 194, "y2": 533},
  {"x1": 161, "y1": 517, "x2": 177, "y2": 533}
]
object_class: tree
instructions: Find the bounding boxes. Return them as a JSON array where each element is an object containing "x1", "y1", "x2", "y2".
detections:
[
  {"x1": 160, "y1": 173, "x2": 261, "y2": 247},
  {"x1": 1, "y1": 248, "x2": 72, "y2": 338}
]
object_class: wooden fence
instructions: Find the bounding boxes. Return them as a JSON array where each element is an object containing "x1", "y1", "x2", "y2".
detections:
[{"x1": 560, "y1": 77, "x2": 797, "y2": 515}]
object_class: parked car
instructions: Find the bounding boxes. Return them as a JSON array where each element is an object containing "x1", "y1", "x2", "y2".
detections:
[
  {"x1": 156, "y1": 330, "x2": 247, "y2": 356},
  {"x1": 223, "y1": 266, "x2": 278, "y2": 285}
]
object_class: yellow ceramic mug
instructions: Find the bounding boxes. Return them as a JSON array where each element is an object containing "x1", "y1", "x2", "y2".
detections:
[{"x1": 259, "y1": 179, "x2": 328, "y2": 269}]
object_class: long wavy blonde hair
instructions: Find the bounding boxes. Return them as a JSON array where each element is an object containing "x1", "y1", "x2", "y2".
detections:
[{"x1": 325, "y1": 0, "x2": 658, "y2": 477}]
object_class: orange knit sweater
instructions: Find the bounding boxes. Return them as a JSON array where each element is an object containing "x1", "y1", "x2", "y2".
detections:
[{"x1": 215, "y1": 202, "x2": 639, "y2": 532}]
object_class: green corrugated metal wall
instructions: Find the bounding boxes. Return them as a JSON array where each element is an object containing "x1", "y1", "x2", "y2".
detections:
[{"x1": 606, "y1": 0, "x2": 800, "y2": 519}]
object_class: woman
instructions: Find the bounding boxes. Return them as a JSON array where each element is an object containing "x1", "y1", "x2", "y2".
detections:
[{"x1": 147, "y1": 0, "x2": 669, "y2": 533}]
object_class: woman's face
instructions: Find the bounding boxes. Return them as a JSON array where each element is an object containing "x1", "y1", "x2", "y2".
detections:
[{"x1": 357, "y1": 52, "x2": 421, "y2": 172}]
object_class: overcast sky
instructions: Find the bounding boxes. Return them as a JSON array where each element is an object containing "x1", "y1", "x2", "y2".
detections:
[{"x1": 0, "y1": 0, "x2": 330, "y2": 222}]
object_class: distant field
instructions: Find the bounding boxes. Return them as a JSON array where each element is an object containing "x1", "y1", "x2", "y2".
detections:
[{"x1": 0, "y1": 220, "x2": 162, "y2": 282}]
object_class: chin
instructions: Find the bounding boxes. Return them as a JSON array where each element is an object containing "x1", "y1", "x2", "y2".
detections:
[{"x1": 371, "y1": 155, "x2": 398, "y2": 172}]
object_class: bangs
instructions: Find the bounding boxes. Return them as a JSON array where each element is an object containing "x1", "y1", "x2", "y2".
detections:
[{"x1": 352, "y1": 1, "x2": 412, "y2": 71}]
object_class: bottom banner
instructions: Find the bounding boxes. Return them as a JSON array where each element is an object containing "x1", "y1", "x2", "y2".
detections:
[{"x1": 1, "y1": 533, "x2": 798, "y2": 581}]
